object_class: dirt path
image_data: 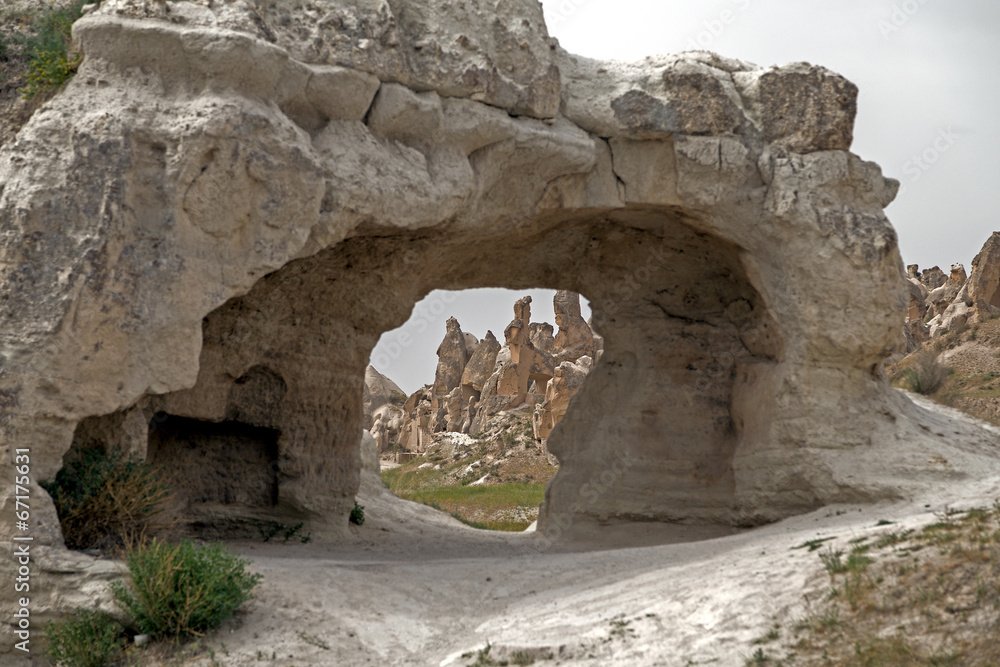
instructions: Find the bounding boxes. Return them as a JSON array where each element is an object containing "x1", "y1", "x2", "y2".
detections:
[{"x1": 157, "y1": 457, "x2": 998, "y2": 667}]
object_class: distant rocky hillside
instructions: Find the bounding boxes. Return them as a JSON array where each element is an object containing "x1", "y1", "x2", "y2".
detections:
[
  {"x1": 896, "y1": 231, "x2": 1000, "y2": 426},
  {"x1": 904, "y1": 232, "x2": 1000, "y2": 347},
  {"x1": 363, "y1": 290, "x2": 602, "y2": 457}
]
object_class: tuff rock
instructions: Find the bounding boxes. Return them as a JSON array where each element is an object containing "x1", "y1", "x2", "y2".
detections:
[
  {"x1": 4, "y1": 0, "x2": 1000, "y2": 635},
  {"x1": 905, "y1": 233, "x2": 1000, "y2": 340}
]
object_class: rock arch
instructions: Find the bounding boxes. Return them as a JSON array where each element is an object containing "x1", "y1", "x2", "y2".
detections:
[{"x1": 2, "y1": 0, "x2": 999, "y2": 557}]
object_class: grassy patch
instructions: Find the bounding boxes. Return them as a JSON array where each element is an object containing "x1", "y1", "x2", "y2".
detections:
[
  {"x1": 792, "y1": 536, "x2": 836, "y2": 552},
  {"x1": 400, "y1": 483, "x2": 546, "y2": 531},
  {"x1": 45, "y1": 610, "x2": 126, "y2": 667},
  {"x1": 763, "y1": 505, "x2": 1000, "y2": 665},
  {"x1": 381, "y1": 428, "x2": 556, "y2": 531},
  {"x1": 381, "y1": 464, "x2": 450, "y2": 495}
]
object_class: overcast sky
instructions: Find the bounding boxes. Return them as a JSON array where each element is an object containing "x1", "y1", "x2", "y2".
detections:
[{"x1": 372, "y1": 0, "x2": 1000, "y2": 394}]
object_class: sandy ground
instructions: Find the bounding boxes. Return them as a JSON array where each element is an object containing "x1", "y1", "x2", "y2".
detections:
[{"x1": 168, "y1": 397, "x2": 1000, "y2": 667}]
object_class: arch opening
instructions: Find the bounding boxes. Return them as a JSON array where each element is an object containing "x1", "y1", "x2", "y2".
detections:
[
  {"x1": 46, "y1": 206, "x2": 784, "y2": 541},
  {"x1": 367, "y1": 287, "x2": 599, "y2": 531}
]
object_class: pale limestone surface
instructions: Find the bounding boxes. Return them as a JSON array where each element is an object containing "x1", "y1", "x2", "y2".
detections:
[{"x1": 3, "y1": 0, "x2": 1000, "y2": 639}]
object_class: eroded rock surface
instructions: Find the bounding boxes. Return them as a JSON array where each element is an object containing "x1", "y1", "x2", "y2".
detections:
[
  {"x1": 3, "y1": 0, "x2": 1000, "y2": 633},
  {"x1": 905, "y1": 232, "x2": 1000, "y2": 340}
]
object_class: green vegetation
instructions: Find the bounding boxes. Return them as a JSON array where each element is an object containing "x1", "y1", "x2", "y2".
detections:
[
  {"x1": 758, "y1": 505, "x2": 1000, "y2": 665},
  {"x1": 255, "y1": 520, "x2": 311, "y2": 543},
  {"x1": 112, "y1": 539, "x2": 262, "y2": 640},
  {"x1": 18, "y1": 0, "x2": 90, "y2": 98},
  {"x1": 45, "y1": 610, "x2": 125, "y2": 667},
  {"x1": 43, "y1": 449, "x2": 260, "y2": 664},
  {"x1": 41, "y1": 446, "x2": 172, "y2": 551},
  {"x1": 791, "y1": 536, "x2": 836, "y2": 552},
  {"x1": 381, "y1": 422, "x2": 554, "y2": 531},
  {"x1": 350, "y1": 500, "x2": 365, "y2": 526},
  {"x1": 391, "y1": 482, "x2": 546, "y2": 531},
  {"x1": 888, "y1": 316, "x2": 1000, "y2": 427}
]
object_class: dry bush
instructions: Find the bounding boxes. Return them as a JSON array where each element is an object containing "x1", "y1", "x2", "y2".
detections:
[
  {"x1": 42, "y1": 447, "x2": 173, "y2": 551},
  {"x1": 902, "y1": 350, "x2": 951, "y2": 395},
  {"x1": 760, "y1": 506, "x2": 1000, "y2": 666}
]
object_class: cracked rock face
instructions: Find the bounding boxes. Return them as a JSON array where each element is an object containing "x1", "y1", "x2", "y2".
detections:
[{"x1": 3, "y1": 0, "x2": 1000, "y2": 612}]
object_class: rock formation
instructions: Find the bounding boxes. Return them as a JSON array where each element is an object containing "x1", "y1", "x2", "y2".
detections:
[
  {"x1": 904, "y1": 232, "x2": 1000, "y2": 342},
  {"x1": 531, "y1": 292, "x2": 601, "y2": 444},
  {"x1": 461, "y1": 330, "x2": 502, "y2": 400},
  {"x1": 966, "y1": 233, "x2": 1000, "y2": 314},
  {"x1": 6, "y1": 0, "x2": 1000, "y2": 632},
  {"x1": 362, "y1": 366, "x2": 405, "y2": 452},
  {"x1": 432, "y1": 317, "x2": 475, "y2": 410},
  {"x1": 396, "y1": 292, "x2": 598, "y2": 448},
  {"x1": 534, "y1": 356, "x2": 593, "y2": 445},
  {"x1": 552, "y1": 291, "x2": 597, "y2": 365}
]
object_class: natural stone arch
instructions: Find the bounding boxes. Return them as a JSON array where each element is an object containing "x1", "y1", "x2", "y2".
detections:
[
  {"x1": 2, "y1": 0, "x2": 1000, "y2": 565},
  {"x1": 131, "y1": 209, "x2": 780, "y2": 536}
]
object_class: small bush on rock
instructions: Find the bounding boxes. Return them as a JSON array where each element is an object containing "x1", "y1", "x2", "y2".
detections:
[
  {"x1": 45, "y1": 609, "x2": 125, "y2": 667},
  {"x1": 18, "y1": 0, "x2": 92, "y2": 98},
  {"x1": 112, "y1": 539, "x2": 262, "y2": 640},
  {"x1": 350, "y1": 500, "x2": 365, "y2": 525}
]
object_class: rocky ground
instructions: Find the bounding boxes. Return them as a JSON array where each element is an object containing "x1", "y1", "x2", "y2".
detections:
[
  {"x1": 122, "y1": 393, "x2": 1000, "y2": 666},
  {"x1": 381, "y1": 408, "x2": 558, "y2": 530},
  {"x1": 890, "y1": 316, "x2": 1000, "y2": 426}
]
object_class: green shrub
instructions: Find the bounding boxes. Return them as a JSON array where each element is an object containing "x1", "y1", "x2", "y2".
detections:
[
  {"x1": 41, "y1": 447, "x2": 172, "y2": 551},
  {"x1": 350, "y1": 500, "x2": 365, "y2": 525},
  {"x1": 112, "y1": 539, "x2": 262, "y2": 640},
  {"x1": 19, "y1": 0, "x2": 90, "y2": 98},
  {"x1": 45, "y1": 609, "x2": 125, "y2": 667},
  {"x1": 23, "y1": 52, "x2": 80, "y2": 98}
]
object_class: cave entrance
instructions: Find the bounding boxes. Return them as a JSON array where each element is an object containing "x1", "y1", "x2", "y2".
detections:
[
  {"x1": 368, "y1": 287, "x2": 599, "y2": 531},
  {"x1": 146, "y1": 414, "x2": 280, "y2": 536}
]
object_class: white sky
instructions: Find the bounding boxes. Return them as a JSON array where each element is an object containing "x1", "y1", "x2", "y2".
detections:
[{"x1": 372, "y1": 0, "x2": 1000, "y2": 394}]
